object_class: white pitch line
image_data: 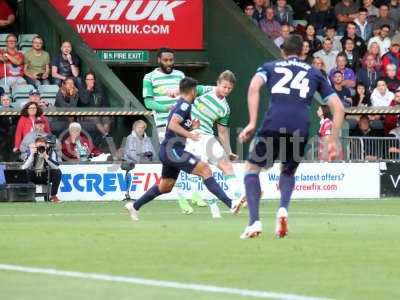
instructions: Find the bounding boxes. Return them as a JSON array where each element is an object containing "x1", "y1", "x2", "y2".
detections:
[
  {"x1": 0, "y1": 211, "x2": 398, "y2": 218},
  {"x1": 0, "y1": 264, "x2": 332, "y2": 300}
]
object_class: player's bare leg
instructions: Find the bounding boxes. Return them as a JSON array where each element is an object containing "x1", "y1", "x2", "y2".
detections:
[
  {"x1": 217, "y1": 159, "x2": 246, "y2": 214},
  {"x1": 240, "y1": 161, "x2": 263, "y2": 239},
  {"x1": 125, "y1": 178, "x2": 176, "y2": 221},
  {"x1": 191, "y1": 161, "x2": 238, "y2": 213}
]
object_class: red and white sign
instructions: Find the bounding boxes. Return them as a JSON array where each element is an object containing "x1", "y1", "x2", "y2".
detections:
[{"x1": 50, "y1": 0, "x2": 204, "y2": 50}]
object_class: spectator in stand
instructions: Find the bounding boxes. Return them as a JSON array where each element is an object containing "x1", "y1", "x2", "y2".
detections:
[
  {"x1": 313, "y1": 38, "x2": 339, "y2": 73},
  {"x1": 363, "y1": 0, "x2": 379, "y2": 21},
  {"x1": 312, "y1": 56, "x2": 329, "y2": 79},
  {"x1": 293, "y1": 0, "x2": 312, "y2": 21},
  {"x1": 368, "y1": 24, "x2": 392, "y2": 57},
  {"x1": 123, "y1": 120, "x2": 155, "y2": 163},
  {"x1": 0, "y1": 86, "x2": 4, "y2": 97},
  {"x1": 51, "y1": 41, "x2": 81, "y2": 87},
  {"x1": 308, "y1": 0, "x2": 337, "y2": 36},
  {"x1": 389, "y1": 0, "x2": 400, "y2": 28},
  {"x1": 299, "y1": 40, "x2": 313, "y2": 63},
  {"x1": 55, "y1": 77, "x2": 79, "y2": 108},
  {"x1": 383, "y1": 64, "x2": 400, "y2": 91},
  {"x1": 372, "y1": 4, "x2": 397, "y2": 37},
  {"x1": 14, "y1": 101, "x2": 51, "y2": 153},
  {"x1": 371, "y1": 79, "x2": 395, "y2": 106},
  {"x1": 78, "y1": 72, "x2": 111, "y2": 139},
  {"x1": 363, "y1": 41, "x2": 383, "y2": 71},
  {"x1": 332, "y1": 70, "x2": 353, "y2": 107},
  {"x1": 329, "y1": 54, "x2": 356, "y2": 88},
  {"x1": 384, "y1": 88, "x2": 400, "y2": 134},
  {"x1": 381, "y1": 36, "x2": 400, "y2": 79},
  {"x1": 353, "y1": 82, "x2": 372, "y2": 106},
  {"x1": 340, "y1": 22, "x2": 367, "y2": 58},
  {"x1": 0, "y1": 93, "x2": 13, "y2": 108},
  {"x1": 244, "y1": 3, "x2": 258, "y2": 25},
  {"x1": 351, "y1": 115, "x2": 380, "y2": 160},
  {"x1": 24, "y1": 36, "x2": 50, "y2": 88},
  {"x1": 317, "y1": 105, "x2": 333, "y2": 161},
  {"x1": 0, "y1": 0, "x2": 15, "y2": 32},
  {"x1": 357, "y1": 53, "x2": 379, "y2": 92},
  {"x1": 274, "y1": 24, "x2": 290, "y2": 48},
  {"x1": 0, "y1": 33, "x2": 26, "y2": 89},
  {"x1": 260, "y1": 7, "x2": 281, "y2": 40},
  {"x1": 304, "y1": 24, "x2": 322, "y2": 55},
  {"x1": 273, "y1": 0, "x2": 294, "y2": 28},
  {"x1": 61, "y1": 122, "x2": 101, "y2": 162},
  {"x1": 252, "y1": 0, "x2": 268, "y2": 25},
  {"x1": 325, "y1": 26, "x2": 343, "y2": 52},
  {"x1": 340, "y1": 37, "x2": 362, "y2": 71},
  {"x1": 334, "y1": 0, "x2": 359, "y2": 35},
  {"x1": 19, "y1": 117, "x2": 49, "y2": 160},
  {"x1": 355, "y1": 8, "x2": 373, "y2": 42}
]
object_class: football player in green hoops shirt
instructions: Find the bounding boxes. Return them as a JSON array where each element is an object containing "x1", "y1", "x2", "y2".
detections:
[
  {"x1": 142, "y1": 48, "x2": 211, "y2": 214},
  {"x1": 185, "y1": 70, "x2": 246, "y2": 218}
]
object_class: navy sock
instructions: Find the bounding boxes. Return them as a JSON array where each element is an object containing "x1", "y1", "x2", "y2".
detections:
[
  {"x1": 244, "y1": 173, "x2": 261, "y2": 225},
  {"x1": 204, "y1": 177, "x2": 232, "y2": 208},
  {"x1": 133, "y1": 185, "x2": 161, "y2": 210},
  {"x1": 279, "y1": 172, "x2": 295, "y2": 210}
]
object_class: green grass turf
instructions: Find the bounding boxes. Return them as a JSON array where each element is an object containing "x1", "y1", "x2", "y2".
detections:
[{"x1": 0, "y1": 199, "x2": 399, "y2": 300}]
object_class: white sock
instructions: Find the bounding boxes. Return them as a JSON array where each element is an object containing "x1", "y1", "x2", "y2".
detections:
[{"x1": 225, "y1": 174, "x2": 243, "y2": 200}]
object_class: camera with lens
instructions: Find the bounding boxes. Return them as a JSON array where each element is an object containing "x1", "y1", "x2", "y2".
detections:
[{"x1": 37, "y1": 145, "x2": 46, "y2": 153}]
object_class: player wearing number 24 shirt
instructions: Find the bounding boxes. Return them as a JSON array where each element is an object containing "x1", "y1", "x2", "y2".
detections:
[{"x1": 238, "y1": 34, "x2": 345, "y2": 240}]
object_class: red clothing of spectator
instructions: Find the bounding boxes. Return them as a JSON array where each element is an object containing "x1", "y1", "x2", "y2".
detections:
[
  {"x1": 318, "y1": 118, "x2": 332, "y2": 160},
  {"x1": 0, "y1": 1, "x2": 13, "y2": 20},
  {"x1": 384, "y1": 99, "x2": 399, "y2": 134},
  {"x1": 14, "y1": 115, "x2": 51, "y2": 150},
  {"x1": 381, "y1": 51, "x2": 400, "y2": 80},
  {"x1": 0, "y1": 48, "x2": 24, "y2": 77},
  {"x1": 61, "y1": 134, "x2": 102, "y2": 161}
]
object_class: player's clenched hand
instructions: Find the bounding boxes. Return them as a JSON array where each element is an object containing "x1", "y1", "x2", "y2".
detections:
[
  {"x1": 191, "y1": 119, "x2": 200, "y2": 129},
  {"x1": 229, "y1": 153, "x2": 239, "y2": 161},
  {"x1": 167, "y1": 88, "x2": 179, "y2": 98},
  {"x1": 189, "y1": 131, "x2": 200, "y2": 141},
  {"x1": 239, "y1": 124, "x2": 256, "y2": 143}
]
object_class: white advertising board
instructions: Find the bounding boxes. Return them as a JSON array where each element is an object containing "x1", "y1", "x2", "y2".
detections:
[{"x1": 58, "y1": 163, "x2": 380, "y2": 201}]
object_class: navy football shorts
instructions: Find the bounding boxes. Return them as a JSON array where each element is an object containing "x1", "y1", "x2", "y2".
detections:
[
  {"x1": 159, "y1": 145, "x2": 200, "y2": 180},
  {"x1": 247, "y1": 130, "x2": 308, "y2": 171}
]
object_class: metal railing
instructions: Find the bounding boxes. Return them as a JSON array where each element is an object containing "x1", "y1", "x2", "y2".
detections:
[{"x1": 307, "y1": 136, "x2": 400, "y2": 161}]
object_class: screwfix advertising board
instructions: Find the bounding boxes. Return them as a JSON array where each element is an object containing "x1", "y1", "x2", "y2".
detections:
[{"x1": 50, "y1": 0, "x2": 204, "y2": 50}]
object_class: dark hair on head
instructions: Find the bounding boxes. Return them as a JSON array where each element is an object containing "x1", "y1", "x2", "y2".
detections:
[
  {"x1": 61, "y1": 40, "x2": 72, "y2": 46},
  {"x1": 179, "y1": 77, "x2": 198, "y2": 94},
  {"x1": 347, "y1": 21, "x2": 357, "y2": 28},
  {"x1": 358, "y1": 7, "x2": 368, "y2": 13},
  {"x1": 333, "y1": 70, "x2": 343, "y2": 76},
  {"x1": 282, "y1": 34, "x2": 303, "y2": 55},
  {"x1": 336, "y1": 53, "x2": 347, "y2": 60},
  {"x1": 380, "y1": 24, "x2": 390, "y2": 30},
  {"x1": 344, "y1": 37, "x2": 354, "y2": 44},
  {"x1": 376, "y1": 77, "x2": 386, "y2": 84},
  {"x1": 359, "y1": 114, "x2": 369, "y2": 121},
  {"x1": 20, "y1": 101, "x2": 43, "y2": 117},
  {"x1": 325, "y1": 25, "x2": 336, "y2": 31},
  {"x1": 157, "y1": 47, "x2": 174, "y2": 58},
  {"x1": 320, "y1": 105, "x2": 331, "y2": 119},
  {"x1": 84, "y1": 71, "x2": 97, "y2": 88}
]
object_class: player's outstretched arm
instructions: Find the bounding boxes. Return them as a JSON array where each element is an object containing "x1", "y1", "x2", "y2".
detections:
[
  {"x1": 168, "y1": 115, "x2": 200, "y2": 141},
  {"x1": 239, "y1": 75, "x2": 264, "y2": 143},
  {"x1": 144, "y1": 97, "x2": 171, "y2": 113},
  {"x1": 217, "y1": 124, "x2": 236, "y2": 159},
  {"x1": 326, "y1": 94, "x2": 345, "y2": 161}
]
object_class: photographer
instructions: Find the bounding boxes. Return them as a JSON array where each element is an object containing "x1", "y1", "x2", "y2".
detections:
[
  {"x1": 21, "y1": 136, "x2": 62, "y2": 203},
  {"x1": 123, "y1": 120, "x2": 155, "y2": 163}
]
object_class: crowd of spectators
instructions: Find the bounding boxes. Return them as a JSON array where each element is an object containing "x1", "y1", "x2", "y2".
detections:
[{"x1": 239, "y1": 0, "x2": 400, "y2": 159}]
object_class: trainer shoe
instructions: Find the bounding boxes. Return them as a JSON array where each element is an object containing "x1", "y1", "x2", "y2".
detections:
[
  {"x1": 208, "y1": 199, "x2": 221, "y2": 219},
  {"x1": 230, "y1": 195, "x2": 247, "y2": 215},
  {"x1": 191, "y1": 192, "x2": 208, "y2": 207},
  {"x1": 275, "y1": 207, "x2": 289, "y2": 238},
  {"x1": 51, "y1": 195, "x2": 60, "y2": 203},
  {"x1": 240, "y1": 221, "x2": 263, "y2": 239},
  {"x1": 124, "y1": 202, "x2": 139, "y2": 221},
  {"x1": 178, "y1": 198, "x2": 194, "y2": 214}
]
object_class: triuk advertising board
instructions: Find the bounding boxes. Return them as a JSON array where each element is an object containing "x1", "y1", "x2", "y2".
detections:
[
  {"x1": 58, "y1": 163, "x2": 380, "y2": 201},
  {"x1": 50, "y1": 0, "x2": 204, "y2": 50}
]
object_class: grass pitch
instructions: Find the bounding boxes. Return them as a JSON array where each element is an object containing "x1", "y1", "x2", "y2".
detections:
[{"x1": 0, "y1": 200, "x2": 399, "y2": 300}]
